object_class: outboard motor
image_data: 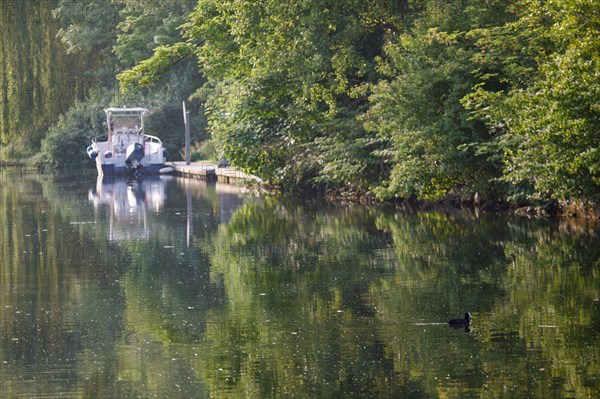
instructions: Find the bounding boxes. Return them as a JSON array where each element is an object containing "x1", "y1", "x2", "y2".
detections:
[
  {"x1": 87, "y1": 145, "x2": 98, "y2": 159},
  {"x1": 125, "y1": 142, "x2": 144, "y2": 175}
]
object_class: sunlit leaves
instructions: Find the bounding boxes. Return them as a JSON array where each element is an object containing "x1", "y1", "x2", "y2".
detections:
[
  {"x1": 466, "y1": 0, "x2": 600, "y2": 202},
  {"x1": 364, "y1": 1, "x2": 504, "y2": 200},
  {"x1": 117, "y1": 43, "x2": 196, "y2": 92},
  {"x1": 113, "y1": 0, "x2": 195, "y2": 67},
  {"x1": 181, "y1": 0, "x2": 396, "y2": 191},
  {"x1": 111, "y1": 0, "x2": 600, "y2": 204}
]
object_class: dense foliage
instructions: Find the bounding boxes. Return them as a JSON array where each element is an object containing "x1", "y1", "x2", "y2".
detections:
[
  {"x1": 465, "y1": 0, "x2": 600, "y2": 203},
  {"x1": 117, "y1": 0, "x2": 599, "y2": 206},
  {"x1": 2, "y1": 0, "x2": 599, "y2": 207},
  {"x1": 0, "y1": 0, "x2": 95, "y2": 156}
]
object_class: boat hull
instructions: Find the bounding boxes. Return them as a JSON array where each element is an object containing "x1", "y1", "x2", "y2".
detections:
[
  {"x1": 97, "y1": 161, "x2": 165, "y2": 176},
  {"x1": 91, "y1": 138, "x2": 167, "y2": 176}
]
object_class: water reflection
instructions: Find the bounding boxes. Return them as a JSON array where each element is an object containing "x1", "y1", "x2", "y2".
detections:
[
  {"x1": 87, "y1": 176, "x2": 246, "y2": 244},
  {"x1": 89, "y1": 176, "x2": 169, "y2": 241},
  {"x1": 0, "y1": 170, "x2": 599, "y2": 398}
]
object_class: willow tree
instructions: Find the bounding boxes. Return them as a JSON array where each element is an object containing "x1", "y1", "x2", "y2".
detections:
[{"x1": 0, "y1": 0, "x2": 93, "y2": 154}]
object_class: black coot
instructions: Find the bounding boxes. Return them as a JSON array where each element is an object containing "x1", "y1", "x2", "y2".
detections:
[{"x1": 448, "y1": 312, "x2": 471, "y2": 326}]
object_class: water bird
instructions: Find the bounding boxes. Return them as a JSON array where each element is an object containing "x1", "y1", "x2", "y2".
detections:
[{"x1": 448, "y1": 312, "x2": 471, "y2": 327}]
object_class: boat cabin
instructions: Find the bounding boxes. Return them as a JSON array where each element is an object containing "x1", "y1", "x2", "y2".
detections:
[{"x1": 106, "y1": 107, "x2": 148, "y2": 155}]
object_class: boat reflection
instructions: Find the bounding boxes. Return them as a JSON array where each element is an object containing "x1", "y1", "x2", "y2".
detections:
[{"x1": 89, "y1": 176, "x2": 170, "y2": 241}]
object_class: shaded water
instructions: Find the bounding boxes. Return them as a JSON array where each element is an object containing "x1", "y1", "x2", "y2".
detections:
[{"x1": 1, "y1": 169, "x2": 599, "y2": 398}]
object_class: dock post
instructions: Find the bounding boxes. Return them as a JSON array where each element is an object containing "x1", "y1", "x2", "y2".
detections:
[{"x1": 183, "y1": 101, "x2": 191, "y2": 165}]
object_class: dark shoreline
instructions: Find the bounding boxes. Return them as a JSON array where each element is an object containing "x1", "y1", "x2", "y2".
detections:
[
  {"x1": 1, "y1": 162, "x2": 598, "y2": 220},
  {"x1": 324, "y1": 189, "x2": 600, "y2": 221}
]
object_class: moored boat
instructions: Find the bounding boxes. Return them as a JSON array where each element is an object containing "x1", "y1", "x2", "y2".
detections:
[{"x1": 87, "y1": 107, "x2": 168, "y2": 176}]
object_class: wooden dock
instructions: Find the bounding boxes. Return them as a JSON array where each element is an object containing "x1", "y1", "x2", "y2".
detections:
[{"x1": 170, "y1": 161, "x2": 260, "y2": 185}]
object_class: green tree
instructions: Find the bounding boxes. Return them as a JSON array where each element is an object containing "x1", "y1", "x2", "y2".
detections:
[
  {"x1": 465, "y1": 0, "x2": 600, "y2": 204},
  {"x1": 113, "y1": 0, "x2": 197, "y2": 68},
  {"x1": 120, "y1": 0, "x2": 408, "y2": 192},
  {"x1": 37, "y1": 88, "x2": 115, "y2": 169},
  {"x1": 52, "y1": 0, "x2": 121, "y2": 85},
  {"x1": 112, "y1": 0, "x2": 204, "y2": 158},
  {"x1": 363, "y1": 0, "x2": 513, "y2": 201},
  {"x1": 116, "y1": 0, "x2": 600, "y2": 206}
]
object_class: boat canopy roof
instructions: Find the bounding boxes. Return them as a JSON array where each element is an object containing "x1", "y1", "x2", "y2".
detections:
[{"x1": 104, "y1": 107, "x2": 148, "y2": 116}]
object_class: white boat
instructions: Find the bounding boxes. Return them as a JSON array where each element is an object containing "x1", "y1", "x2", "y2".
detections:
[{"x1": 87, "y1": 107, "x2": 168, "y2": 175}]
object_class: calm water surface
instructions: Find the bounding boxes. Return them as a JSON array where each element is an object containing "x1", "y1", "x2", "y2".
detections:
[{"x1": 1, "y1": 169, "x2": 599, "y2": 398}]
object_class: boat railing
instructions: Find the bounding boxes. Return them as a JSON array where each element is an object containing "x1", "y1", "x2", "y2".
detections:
[
  {"x1": 144, "y1": 134, "x2": 163, "y2": 145},
  {"x1": 93, "y1": 134, "x2": 162, "y2": 146},
  {"x1": 92, "y1": 135, "x2": 108, "y2": 144}
]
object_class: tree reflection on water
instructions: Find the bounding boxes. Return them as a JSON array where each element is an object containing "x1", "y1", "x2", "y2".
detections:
[{"x1": 0, "y1": 171, "x2": 599, "y2": 398}]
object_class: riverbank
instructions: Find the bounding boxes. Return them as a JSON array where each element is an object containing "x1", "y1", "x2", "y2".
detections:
[
  {"x1": 406, "y1": 195, "x2": 600, "y2": 221},
  {"x1": 178, "y1": 163, "x2": 599, "y2": 220},
  {"x1": 321, "y1": 184, "x2": 599, "y2": 221},
  {"x1": 0, "y1": 160, "x2": 597, "y2": 220}
]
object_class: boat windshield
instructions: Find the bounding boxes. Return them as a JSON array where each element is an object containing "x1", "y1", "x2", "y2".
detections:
[
  {"x1": 105, "y1": 108, "x2": 148, "y2": 154},
  {"x1": 111, "y1": 117, "x2": 143, "y2": 135}
]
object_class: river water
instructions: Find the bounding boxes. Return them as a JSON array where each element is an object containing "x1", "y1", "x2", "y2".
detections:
[{"x1": 0, "y1": 169, "x2": 599, "y2": 398}]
